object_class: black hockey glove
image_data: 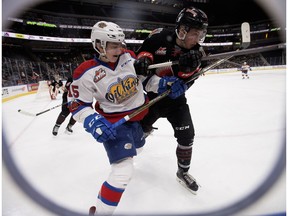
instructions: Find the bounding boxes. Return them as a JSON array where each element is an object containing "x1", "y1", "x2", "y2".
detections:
[
  {"x1": 179, "y1": 50, "x2": 202, "y2": 71},
  {"x1": 134, "y1": 57, "x2": 153, "y2": 76},
  {"x1": 134, "y1": 51, "x2": 154, "y2": 76}
]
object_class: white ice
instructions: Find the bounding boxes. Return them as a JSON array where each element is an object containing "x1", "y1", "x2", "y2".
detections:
[{"x1": 2, "y1": 69, "x2": 286, "y2": 216}]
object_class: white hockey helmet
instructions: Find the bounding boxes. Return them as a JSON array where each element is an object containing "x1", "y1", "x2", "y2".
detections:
[{"x1": 91, "y1": 21, "x2": 125, "y2": 51}]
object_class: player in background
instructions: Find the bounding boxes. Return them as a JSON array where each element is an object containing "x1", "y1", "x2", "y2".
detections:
[
  {"x1": 134, "y1": 6, "x2": 208, "y2": 194},
  {"x1": 52, "y1": 77, "x2": 76, "y2": 136},
  {"x1": 68, "y1": 21, "x2": 186, "y2": 215},
  {"x1": 48, "y1": 75, "x2": 63, "y2": 99},
  {"x1": 241, "y1": 61, "x2": 252, "y2": 79}
]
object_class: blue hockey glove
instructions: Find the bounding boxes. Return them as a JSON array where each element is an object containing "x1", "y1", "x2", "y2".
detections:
[
  {"x1": 158, "y1": 76, "x2": 188, "y2": 99},
  {"x1": 84, "y1": 113, "x2": 116, "y2": 143}
]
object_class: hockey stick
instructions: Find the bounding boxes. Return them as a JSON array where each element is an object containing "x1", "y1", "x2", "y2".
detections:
[
  {"x1": 112, "y1": 22, "x2": 251, "y2": 128},
  {"x1": 148, "y1": 38, "x2": 284, "y2": 69},
  {"x1": 112, "y1": 53, "x2": 235, "y2": 128},
  {"x1": 18, "y1": 102, "x2": 68, "y2": 117}
]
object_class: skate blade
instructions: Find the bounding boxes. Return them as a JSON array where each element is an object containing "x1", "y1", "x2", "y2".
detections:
[
  {"x1": 176, "y1": 178, "x2": 198, "y2": 195},
  {"x1": 65, "y1": 130, "x2": 73, "y2": 135}
]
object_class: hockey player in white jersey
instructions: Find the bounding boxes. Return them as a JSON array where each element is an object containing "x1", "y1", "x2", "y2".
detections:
[
  {"x1": 241, "y1": 61, "x2": 252, "y2": 79},
  {"x1": 69, "y1": 21, "x2": 187, "y2": 215}
]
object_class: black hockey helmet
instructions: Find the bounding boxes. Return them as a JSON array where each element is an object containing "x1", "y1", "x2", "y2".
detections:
[{"x1": 176, "y1": 6, "x2": 208, "y2": 31}]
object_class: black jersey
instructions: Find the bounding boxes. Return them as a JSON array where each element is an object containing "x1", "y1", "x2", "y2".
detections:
[
  {"x1": 138, "y1": 29, "x2": 196, "y2": 153},
  {"x1": 63, "y1": 79, "x2": 72, "y2": 99},
  {"x1": 50, "y1": 79, "x2": 63, "y2": 87},
  {"x1": 137, "y1": 28, "x2": 201, "y2": 74},
  {"x1": 137, "y1": 28, "x2": 201, "y2": 100}
]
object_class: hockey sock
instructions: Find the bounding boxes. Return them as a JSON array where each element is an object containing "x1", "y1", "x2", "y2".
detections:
[
  {"x1": 68, "y1": 116, "x2": 76, "y2": 126},
  {"x1": 96, "y1": 181, "x2": 125, "y2": 215},
  {"x1": 56, "y1": 114, "x2": 66, "y2": 125},
  {"x1": 176, "y1": 144, "x2": 192, "y2": 173}
]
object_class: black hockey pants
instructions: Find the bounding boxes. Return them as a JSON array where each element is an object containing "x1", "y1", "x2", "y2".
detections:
[{"x1": 140, "y1": 94, "x2": 195, "y2": 172}]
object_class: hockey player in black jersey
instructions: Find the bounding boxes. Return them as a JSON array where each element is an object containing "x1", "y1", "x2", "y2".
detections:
[
  {"x1": 52, "y1": 77, "x2": 76, "y2": 136},
  {"x1": 134, "y1": 6, "x2": 208, "y2": 194},
  {"x1": 48, "y1": 76, "x2": 63, "y2": 100}
]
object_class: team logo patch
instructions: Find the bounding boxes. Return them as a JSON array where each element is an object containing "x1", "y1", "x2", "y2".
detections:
[
  {"x1": 98, "y1": 22, "x2": 107, "y2": 28},
  {"x1": 186, "y1": 8, "x2": 198, "y2": 17},
  {"x1": 105, "y1": 75, "x2": 139, "y2": 104},
  {"x1": 94, "y1": 68, "x2": 106, "y2": 82},
  {"x1": 155, "y1": 47, "x2": 167, "y2": 55},
  {"x1": 124, "y1": 143, "x2": 132, "y2": 149}
]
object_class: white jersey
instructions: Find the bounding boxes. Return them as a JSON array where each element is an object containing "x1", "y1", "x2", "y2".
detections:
[
  {"x1": 71, "y1": 50, "x2": 146, "y2": 123},
  {"x1": 241, "y1": 64, "x2": 251, "y2": 72}
]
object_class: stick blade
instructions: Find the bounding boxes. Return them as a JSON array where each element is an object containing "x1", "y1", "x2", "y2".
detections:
[
  {"x1": 241, "y1": 22, "x2": 251, "y2": 49},
  {"x1": 18, "y1": 109, "x2": 36, "y2": 117}
]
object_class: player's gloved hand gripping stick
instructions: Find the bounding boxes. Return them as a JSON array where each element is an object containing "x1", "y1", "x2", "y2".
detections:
[{"x1": 148, "y1": 22, "x2": 251, "y2": 70}]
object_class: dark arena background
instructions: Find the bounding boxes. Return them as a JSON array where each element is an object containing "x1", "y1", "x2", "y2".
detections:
[
  {"x1": 2, "y1": 0, "x2": 286, "y2": 216},
  {"x1": 2, "y1": 0, "x2": 285, "y2": 86}
]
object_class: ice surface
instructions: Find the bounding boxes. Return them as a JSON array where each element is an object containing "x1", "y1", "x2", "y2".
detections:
[{"x1": 2, "y1": 69, "x2": 286, "y2": 216}]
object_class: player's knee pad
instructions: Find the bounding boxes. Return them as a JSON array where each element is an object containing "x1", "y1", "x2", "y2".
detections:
[
  {"x1": 107, "y1": 157, "x2": 134, "y2": 189},
  {"x1": 178, "y1": 138, "x2": 194, "y2": 147}
]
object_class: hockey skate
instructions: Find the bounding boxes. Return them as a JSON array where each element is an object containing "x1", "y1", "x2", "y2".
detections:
[
  {"x1": 65, "y1": 124, "x2": 73, "y2": 134},
  {"x1": 143, "y1": 126, "x2": 158, "y2": 139},
  {"x1": 143, "y1": 129, "x2": 154, "y2": 139},
  {"x1": 89, "y1": 206, "x2": 96, "y2": 215},
  {"x1": 52, "y1": 124, "x2": 60, "y2": 136},
  {"x1": 176, "y1": 169, "x2": 199, "y2": 195}
]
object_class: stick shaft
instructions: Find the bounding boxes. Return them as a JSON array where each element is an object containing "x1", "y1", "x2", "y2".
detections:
[
  {"x1": 35, "y1": 103, "x2": 64, "y2": 116},
  {"x1": 112, "y1": 90, "x2": 170, "y2": 128},
  {"x1": 147, "y1": 43, "x2": 285, "y2": 69},
  {"x1": 202, "y1": 43, "x2": 285, "y2": 60},
  {"x1": 112, "y1": 53, "x2": 234, "y2": 129},
  {"x1": 113, "y1": 22, "x2": 250, "y2": 128},
  {"x1": 19, "y1": 102, "x2": 68, "y2": 117}
]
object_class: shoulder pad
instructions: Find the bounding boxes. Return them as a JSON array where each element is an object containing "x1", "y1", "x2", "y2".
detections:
[
  {"x1": 122, "y1": 49, "x2": 137, "y2": 58},
  {"x1": 73, "y1": 59, "x2": 98, "y2": 80},
  {"x1": 148, "y1": 28, "x2": 164, "y2": 38}
]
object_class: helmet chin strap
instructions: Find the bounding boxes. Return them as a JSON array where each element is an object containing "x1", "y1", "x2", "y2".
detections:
[
  {"x1": 95, "y1": 41, "x2": 121, "y2": 62},
  {"x1": 95, "y1": 43, "x2": 109, "y2": 62},
  {"x1": 175, "y1": 29, "x2": 187, "y2": 40},
  {"x1": 175, "y1": 29, "x2": 188, "y2": 48}
]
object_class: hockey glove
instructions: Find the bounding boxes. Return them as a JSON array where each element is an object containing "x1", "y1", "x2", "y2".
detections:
[
  {"x1": 179, "y1": 50, "x2": 202, "y2": 70},
  {"x1": 84, "y1": 113, "x2": 116, "y2": 143},
  {"x1": 134, "y1": 52, "x2": 154, "y2": 76},
  {"x1": 158, "y1": 76, "x2": 188, "y2": 99}
]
